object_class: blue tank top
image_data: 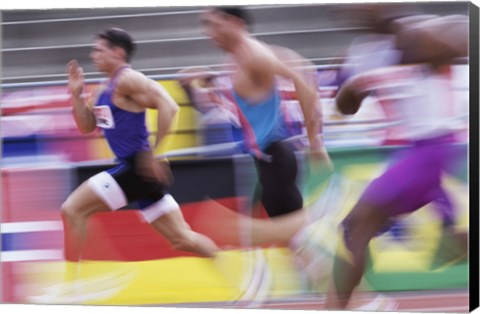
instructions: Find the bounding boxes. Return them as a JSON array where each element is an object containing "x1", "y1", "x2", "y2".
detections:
[
  {"x1": 93, "y1": 66, "x2": 150, "y2": 160},
  {"x1": 232, "y1": 86, "x2": 289, "y2": 151}
]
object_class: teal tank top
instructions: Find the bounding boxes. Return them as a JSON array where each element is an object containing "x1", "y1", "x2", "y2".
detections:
[{"x1": 232, "y1": 87, "x2": 289, "y2": 151}]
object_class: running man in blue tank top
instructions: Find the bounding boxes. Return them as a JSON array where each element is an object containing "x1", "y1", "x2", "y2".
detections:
[{"x1": 62, "y1": 28, "x2": 218, "y2": 273}]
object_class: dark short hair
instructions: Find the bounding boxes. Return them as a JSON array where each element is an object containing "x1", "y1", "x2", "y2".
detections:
[
  {"x1": 213, "y1": 6, "x2": 253, "y2": 27},
  {"x1": 96, "y1": 27, "x2": 135, "y2": 62}
]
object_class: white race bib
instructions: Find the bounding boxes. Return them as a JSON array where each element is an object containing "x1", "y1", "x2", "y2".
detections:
[{"x1": 93, "y1": 105, "x2": 115, "y2": 129}]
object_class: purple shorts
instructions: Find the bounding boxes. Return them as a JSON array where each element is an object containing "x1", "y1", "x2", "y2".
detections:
[{"x1": 358, "y1": 133, "x2": 463, "y2": 218}]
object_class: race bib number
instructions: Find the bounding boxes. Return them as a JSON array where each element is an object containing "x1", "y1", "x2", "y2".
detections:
[{"x1": 93, "y1": 105, "x2": 115, "y2": 129}]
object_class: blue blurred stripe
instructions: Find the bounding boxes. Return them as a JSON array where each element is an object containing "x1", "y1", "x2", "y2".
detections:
[{"x1": 1, "y1": 231, "x2": 60, "y2": 251}]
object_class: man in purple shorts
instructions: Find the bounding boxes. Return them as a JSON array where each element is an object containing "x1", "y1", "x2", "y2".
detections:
[{"x1": 314, "y1": 7, "x2": 469, "y2": 310}]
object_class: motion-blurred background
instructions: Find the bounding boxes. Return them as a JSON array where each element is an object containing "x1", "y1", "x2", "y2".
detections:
[{"x1": 0, "y1": 3, "x2": 471, "y2": 311}]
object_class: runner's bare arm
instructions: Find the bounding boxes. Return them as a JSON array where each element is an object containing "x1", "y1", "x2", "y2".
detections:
[
  {"x1": 394, "y1": 14, "x2": 468, "y2": 66},
  {"x1": 177, "y1": 66, "x2": 217, "y2": 87},
  {"x1": 177, "y1": 66, "x2": 218, "y2": 112},
  {"x1": 336, "y1": 74, "x2": 370, "y2": 115},
  {"x1": 117, "y1": 71, "x2": 179, "y2": 150},
  {"x1": 67, "y1": 60, "x2": 97, "y2": 134},
  {"x1": 271, "y1": 47, "x2": 324, "y2": 153}
]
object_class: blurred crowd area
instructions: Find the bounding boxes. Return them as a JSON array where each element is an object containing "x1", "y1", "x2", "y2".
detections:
[
  {"x1": 1, "y1": 2, "x2": 470, "y2": 165},
  {"x1": 1, "y1": 65, "x2": 469, "y2": 164},
  {"x1": 0, "y1": 2, "x2": 472, "y2": 306}
]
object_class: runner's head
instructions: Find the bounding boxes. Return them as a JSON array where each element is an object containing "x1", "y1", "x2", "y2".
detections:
[
  {"x1": 90, "y1": 28, "x2": 135, "y2": 72},
  {"x1": 201, "y1": 6, "x2": 252, "y2": 51}
]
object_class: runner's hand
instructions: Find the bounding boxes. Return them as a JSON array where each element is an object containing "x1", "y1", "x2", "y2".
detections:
[
  {"x1": 308, "y1": 137, "x2": 333, "y2": 172},
  {"x1": 178, "y1": 67, "x2": 217, "y2": 87},
  {"x1": 136, "y1": 151, "x2": 173, "y2": 186},
  {"x1": 67, "y1": 60, "x2": 85, "y2": 98}
]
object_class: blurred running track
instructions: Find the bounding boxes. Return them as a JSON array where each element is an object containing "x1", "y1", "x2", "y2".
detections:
[{"x1": 166, "y1": 290, "x2": 470, "y2": 313}]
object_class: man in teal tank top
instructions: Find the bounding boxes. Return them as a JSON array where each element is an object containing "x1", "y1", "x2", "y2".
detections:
[{"x1": 200, "y1": 7, "x2": 331, "y2": 220}]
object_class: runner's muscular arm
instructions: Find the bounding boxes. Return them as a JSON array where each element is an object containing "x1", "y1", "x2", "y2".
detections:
[
  {"x1": 336, "y1": 73, "x2": 370, "y2": 115},
  {"x1": 241, "y1": 43, "x2": 328, "y2": 162},
  {"x1": 271, "y1": 47, "x2": 324, "y2": 154},
  {"x1": 177, "y1": 66, "x2": 218, "y2": 113},
  {"x1": 393, "y1": 14, "x2": 468, "y2": 66},
  {"x1": 67, "y1": 60, "x2": 97, "y2": 134},
  {"x1": 116, "y1": 70, "x2": 178, "y2": 184},
  {"x1": 235, "y1": 40, "x2": 276, "y2": 90},
  {"x1": 117, "y1": 70, "x2": 179, "y2": 150}
]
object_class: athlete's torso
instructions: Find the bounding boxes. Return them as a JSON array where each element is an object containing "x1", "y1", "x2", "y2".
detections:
[
  {"x1": 93, "y1": 67, "x2": 150, "y2": 159},
  {"x1": 357, "y1": 64, "x2": 458, "y2": 140},
  {"x1": 230, "y1": 38, "x2": 277, "y2": 103},
  {"x1": 232, "y1": 84, "x2": 289, "y2": 151},
  {"x1": 345, "y1": 35, "x2": 460, "y2": 140}
]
